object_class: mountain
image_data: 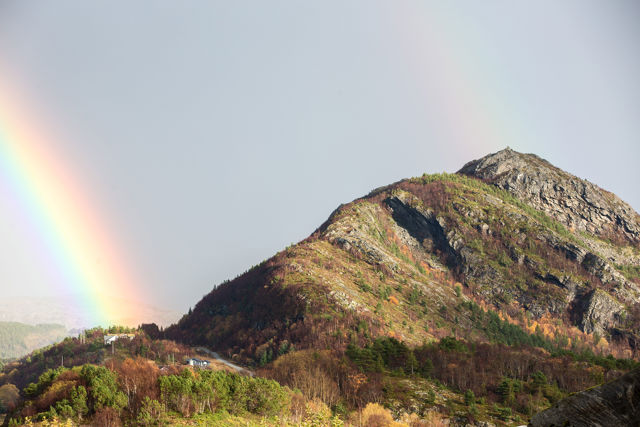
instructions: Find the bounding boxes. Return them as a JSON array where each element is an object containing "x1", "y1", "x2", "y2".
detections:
[
  {"x1": 0, "y1": 322, "x2": 69, "y2": 360},
  {"x1": 0, "y1": 296, "x2": 181, "y2": 330},
  {"x1": 4, "y1": 149, "x2": 640, "y2": 426},
  {"x1": 530, "y1": 367, "x2": 640, "y2": 426},
  {"x1": 167, "y1": 148, "x2": 640, "y2": 363}
]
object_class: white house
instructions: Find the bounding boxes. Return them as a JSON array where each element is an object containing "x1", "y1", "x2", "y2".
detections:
[
  {"x1": 103, "y1": 333, "x2": 136, "y2": 345},
  {"x1": 186, "y1": 358, "x2": 210, "y2": 367}
]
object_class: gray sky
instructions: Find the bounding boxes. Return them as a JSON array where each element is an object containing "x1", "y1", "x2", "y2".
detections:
[{"x1": 0, "y1": 1, "x2": 638, "y2": 316}]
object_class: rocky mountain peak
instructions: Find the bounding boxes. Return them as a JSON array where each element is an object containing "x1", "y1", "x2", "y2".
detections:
[{"x1": 458, "y1": 148, "x2": 640, "y2": 243}]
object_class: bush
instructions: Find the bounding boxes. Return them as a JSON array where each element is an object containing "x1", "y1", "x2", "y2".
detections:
[
  {"x1": 136, "y1": 397, "x2": 165, "y2": 426},
  {"x1": 464, "y1": 389, "x2": 475, "y2": 406},
  {"x1": 357, "y1": 402, "x2": 402, "y2": 427}
]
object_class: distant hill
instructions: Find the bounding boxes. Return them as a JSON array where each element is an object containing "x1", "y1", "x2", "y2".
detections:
[
  {"x1": 0, "y1": 296, "x2": 181, "y2": 330},
  {"x1": 0, "y1": 322, "x2": 69, "y2": 360}
]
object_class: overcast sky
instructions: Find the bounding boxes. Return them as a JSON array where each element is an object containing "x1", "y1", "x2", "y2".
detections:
[{"x1": 0, "y1": 1, "x2": 638, "y2": 315}]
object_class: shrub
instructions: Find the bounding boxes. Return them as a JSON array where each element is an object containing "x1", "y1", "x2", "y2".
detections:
[
  {"x1": 136, "y1": 397, "x2": 165, "y2": 426},
  {"x1": 357, "y1": 402, "x2": 402, "y2": 427},
  {"x1": 464, "y1": 389, "x2": 475, "y2": 406}
]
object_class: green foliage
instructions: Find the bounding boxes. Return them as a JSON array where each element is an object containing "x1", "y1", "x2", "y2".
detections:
[
  {"x1": 80, "y1": 364, "x2": 127, "y2": 412},
  {"x1": 408, "y1": 285, "x2": 421, "y2": 305},
  {"x1": 531, "y1": 371, "x2": 547, "y2": 392},
  {"x1": 24, "y1": 366, "x2": 65, "y2": 398},
  {"x1": 497, "y1": 378, "x2": 519, "y2": 405},
  {"x1": 136, "y1": 396, "x2": 165, "y2": 426},
  {"x1": 615, "y1": 264, "x2": 640, "y2": 282},
  {"x1": 105, "y1": 325, "x2": 136, "y2": 334},
  {"x1": 438, "y1": 336, "x2": 467, "y2": 353},
  {"x1": 378, "y1": 285, "x2": 392, "y2": 300},
  {"x1": 494, "y1": 404, "x2": 512, "y2": 421},
  {"x1": 258, "y1": 348, "x2": 274, "y2": 367},
  {"x1": 550, "y1": 348, "x2": 640, "y2": 371},
  {"x1": 0, "y1": 322, "x2": 68, "y2": 359},
  {"x1": 278, "y1": 341, "x2": 292, "y2": 356},
  {"x1": 461, "y1": 301, "x2": 554, "y2": 350},
  {"x1": 158, "y1": 369, "x2": 289, "y2": 417},
  {"x1": 356, "y1": 279, "x2": 372, "y2": 293},
  {"x1": 414, "y1": 173, "x2": 581, "y2": 245},
  {"x1": 464, "y1": 389, "x2": 475, "y2": 406},
  {"x1": 347, "y1": 337, "x2": 419, "y2": 376}
]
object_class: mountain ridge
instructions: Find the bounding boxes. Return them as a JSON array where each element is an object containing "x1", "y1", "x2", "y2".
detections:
[{"x1": 167, "y1": 149, "x2": 640, "y2": 363}]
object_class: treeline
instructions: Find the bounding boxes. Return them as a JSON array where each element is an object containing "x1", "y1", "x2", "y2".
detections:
[
  {"x1": 0, "y1": 327, "x2": 192, "y2": 391},
  {"x1": 7, "y1": 359, "x2": 292, "y2": 426},
  {"x1": 346, "y1": 336, "x2": 637, "y2": 417},
  {"x1": 461, "y1": 300, "x2": 639, "y2": 371}
]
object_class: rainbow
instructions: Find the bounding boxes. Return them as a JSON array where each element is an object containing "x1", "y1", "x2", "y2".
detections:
[
  {"x1": 0, "y1": 78, "x2": 142, "y2": 327},
  {"x1": 390, "y1": 3, "x2": 524, "y2": 157}
]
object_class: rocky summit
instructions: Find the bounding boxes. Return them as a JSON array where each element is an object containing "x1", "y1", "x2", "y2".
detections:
[{"x1": 459, "y1": 148, "x2": 640, "y2": 244}]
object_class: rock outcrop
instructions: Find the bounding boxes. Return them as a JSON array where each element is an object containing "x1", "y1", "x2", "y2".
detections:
[
  {"x1": 169, "y1": 148, "x2": 640, "y2": 365},
  {"x1": 459, "y1": 148, "x2": 640, "y2": 244},
  {"x1": 579, "y1": 289, "x2": 625, "y2": 336},
  {"x1": 530, "y1": 367, "x2": 640, "y2": 427}
]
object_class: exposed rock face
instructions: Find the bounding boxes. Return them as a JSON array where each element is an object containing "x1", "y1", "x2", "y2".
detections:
[
  {"x1": 579, "y1": 290, "x2": 625, "y2": 336},
  {"x1": 169, "y1": 148, "x2": 640, "y2": 366},
  {"x1": 459, "y1": 148, "x2": 640, "y2": 244},
  {"x1": 459, "y1": 148, "x2": 640, "y2": 335},
  {"x1": 530, "y1": 367, "x2": 640, "y2": 427}
]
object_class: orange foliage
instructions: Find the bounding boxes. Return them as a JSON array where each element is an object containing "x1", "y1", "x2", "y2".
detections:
[
  {"x1": 35, "y1": 380, "x2": 76, "y2": 411},
  {"x1": 353, "y1": 402, "x2": 404, "y2": 427},
  {"x1": 109, "y1": 357, "x2": 159, "y2": 416}
]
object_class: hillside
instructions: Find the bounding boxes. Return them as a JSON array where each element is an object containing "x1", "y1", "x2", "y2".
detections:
[
  {"x1": 3, "y1": 325, "x2": 637, "y2": 426},
  {"x1": 0, "y1": 322, "x2": 69, "y2": 360},
  {"x1": 3, "y1": 148, "x2": 640, "y2": 426},
  {"x1": 159, "y1": 148, "x2": 640, "y2": 424},
  {"x1": 167, "y1": 149, "x2": 640, "y2": 362}
]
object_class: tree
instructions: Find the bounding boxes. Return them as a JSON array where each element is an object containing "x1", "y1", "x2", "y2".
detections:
[
  {"x1": 0, "y1": 383, "x2": 19, "y2": 413},
  {"x1": 80, "y1": 365, "x2": 127, "y2": 413},
  {"x1": 70, "y1": 386, "x2": 88, "y2": 419},
  {"x1": 464, "y1": 389, "x2": 475, "y2": 406},
  {"x1": 406, "y1": 351, "x2": 417, "y2": 376},
  {"x1": 531, "y1": 371, "x2": 547, "y2": 393},
  {"x1": 497, "y1": 379, "x2": 514, "y2": 405}
]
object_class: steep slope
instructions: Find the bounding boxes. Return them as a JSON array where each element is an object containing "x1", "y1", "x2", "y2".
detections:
[
  {"x1": 530, "y1": 367, "x2": 640, "y2": 426},
  {"x1": 459, "y1": 148, "x2": 640, "y2": 244},
  {"x1": 167, "y1": 149, "x2": 640, "y2": 364}
]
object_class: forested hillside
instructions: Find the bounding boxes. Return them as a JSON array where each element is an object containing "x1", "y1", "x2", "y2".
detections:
[{"x1": 0, "y1": 323, "x2": 69, "y2": 360}]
